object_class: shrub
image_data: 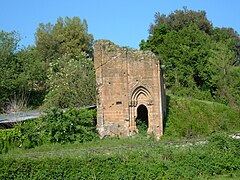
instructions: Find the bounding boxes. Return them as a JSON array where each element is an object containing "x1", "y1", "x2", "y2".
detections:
[
  {"x1": 43, "y1": 52, "x2": 96, "y2": 109},
  {"x1": 136, "y1": 118, "x2": 148, "y2": 135},
  {"x1": 0, "y1": 129, "x2": 21, "y2": 154},
  {"x1": 0, "y1": 108, "x2": 98, "y2": 153},
  {"x1": 41, "y1": 108, "x2": 98, "y2": 144}
]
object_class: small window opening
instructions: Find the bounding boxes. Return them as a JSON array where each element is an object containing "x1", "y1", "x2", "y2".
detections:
[{"x1": 116, "y1": 101, "x2": 122, "y2": 105}]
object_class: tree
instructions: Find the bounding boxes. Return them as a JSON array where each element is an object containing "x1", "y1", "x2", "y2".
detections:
[
  {"x1": 149, "y1": 7, "x2": 213, "y2": 35},
  {"x1": 0, "y1": 30, "x2": 48, "y2": 111},
  {"x1": 43, "y1": 52, "x2": 96, "y2": 108},
  {"x1": 35, "y1": 16, "x2": 95, "y2": 109},
  {"x1": 141, "y1": 25, "x2": 213, "y2": 99},
  {"x1": 35, "y1": 16, "x2": 93, "y2": 63},
  {"x1": 16, "y1": 46, "x2": 47, "y2": 107},
  {"x1": 212, "y1": 27, "x2": 240, "y2": 66},
  {"x1": 209, "y1": 42, "x2": 239, "y2": 106},
  {"x1": 0, "y1": 30, "x2": 21, "y2": 110},
  {"x1": 140, "y1": 7, "x2": 240, "y2": 106}
]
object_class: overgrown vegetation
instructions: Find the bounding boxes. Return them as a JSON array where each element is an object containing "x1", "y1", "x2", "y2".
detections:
[
  {"x1": 0, "y1": 95, "x2": 239, "y2": 179},
  {"x1": 0, "y1": 108, "x2": 98, "y2": 154},
  {"x1": 1, "y1": 9, "x2": 239, "y2": 111},
  {"x1": 0, "y1": 134, "x2": 239, "y2": 179},
  {"x1": 164, "y1": 95, "x2": 240, "y2": 139},
  {"x1": 136, "y1": 118, "x2": 148, "y2": 135},
  {"x1": 43, "y1": 52, "x2": 96, "y2": 108},
  {"x1": 0, "y1": 17, "x2": 94, "y2": 112},
  {"x1": 1, "y1": 95, "x2": 239, "y2": 155}
]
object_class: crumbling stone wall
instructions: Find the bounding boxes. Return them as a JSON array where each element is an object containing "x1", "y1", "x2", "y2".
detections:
[{"x1": 94, "y1": 40, "x2": 166, "y2": 139}]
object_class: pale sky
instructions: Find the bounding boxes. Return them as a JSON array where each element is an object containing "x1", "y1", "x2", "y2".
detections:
[{"x1": 1, "y1": 0, "x2": 239, "y2": 49}]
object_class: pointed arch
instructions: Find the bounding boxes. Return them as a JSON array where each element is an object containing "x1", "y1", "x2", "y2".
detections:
[{"x1": 131, "y1": 86, "x2": 151, "y2": 102}]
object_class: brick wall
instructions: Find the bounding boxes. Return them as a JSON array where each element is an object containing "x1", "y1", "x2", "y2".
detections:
[{"x1": 94, "y1": 40, "x2": 166, "y2": 139}]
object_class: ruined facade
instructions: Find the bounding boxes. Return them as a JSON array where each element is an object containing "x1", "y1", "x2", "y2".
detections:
[{"x1": 94, "y1": 40, "x2": 166, "y2": 139}]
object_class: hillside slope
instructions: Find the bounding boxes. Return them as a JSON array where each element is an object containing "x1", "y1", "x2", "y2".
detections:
[{"x1": 163, "y1": 95, "x2": 240, "y2": 139}]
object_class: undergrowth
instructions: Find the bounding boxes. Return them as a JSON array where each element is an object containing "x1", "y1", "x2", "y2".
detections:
[
  {"x1": 0, "y1": 134, "x2": 239, "y2": 179},
  {"x1": 163, "y1": 95, "x2": 240, "y2": 140},
  {"x1": 0, "y1": 108, "x2": 98, "y2": 154},
  {"x1": 1, "y1": 95, "x2": 239, "y2": 154}
]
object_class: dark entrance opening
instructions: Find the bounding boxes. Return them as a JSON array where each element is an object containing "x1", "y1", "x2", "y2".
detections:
[{"x1": 136, "y1": 104, "x2": 148, "y2": 134}]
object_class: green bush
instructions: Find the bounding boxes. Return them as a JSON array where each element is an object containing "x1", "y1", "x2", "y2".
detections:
[
  {"x1": 41, "y1": 108, "x2": 98, "y2": 144},
  {"x1": 0, "y1": 129, "x2": 19, "y2": 154},
  {"x1": 15, "y1": 118, "x2": 45, "y2": 149},
  {"x1": 0, "y1": 108, "x2": 98, "y2": 153},
  {"x1": 43, "y1": 52, "x2": 96, "y2": 109},
  {"x1": 136, "y1": 118, "x2": 148, "y2": 135}
]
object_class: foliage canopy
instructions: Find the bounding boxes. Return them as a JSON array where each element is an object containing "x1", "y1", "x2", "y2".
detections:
[
  {"x1": 35, "y1": 16, "x2": 93, "y2": 63},
  {"x1": 140, "y1": 7, "x2": 240, "y2": 106}
]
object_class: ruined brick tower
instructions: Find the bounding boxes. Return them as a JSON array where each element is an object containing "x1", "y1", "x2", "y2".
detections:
[{"x1": 94, "y1": 40, "x2": 166, "y2": 139}]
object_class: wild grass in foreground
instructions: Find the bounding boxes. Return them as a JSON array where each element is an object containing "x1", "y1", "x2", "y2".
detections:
[
  {"x1": 2, "y1": 134, "x2": 155, "y2": 156},
  {"x1": 0, "y1": 134, "x2": 239, "y2": 179}
]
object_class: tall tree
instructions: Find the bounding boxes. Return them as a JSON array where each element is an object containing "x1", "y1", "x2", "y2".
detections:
[
  {"x1": 149, "y1": 7, "x2": 213, "y2": 35},
  {"x1": 35, "y1": 17, "x2": 95, "y2": 108},
  {"x1": 0, "y1": 31, "x2": 21, "y2": 110},
  {"x1": 209, "y1": 42, "x2": 239, "y2": 106},
  {"x1": 143, "y1": 25, "x2": 213, "y2": 99},
  {"x1": 0, "y1": 30, "x2": 49, "y2": 111},
  {"x1": 35, "y1": 16, "x2": 93, "y2": 63},
  {"x1": 212, "y1": 27, "x2": 240, "y2": 66},
  {"x1": 140, "y1": 7, "x2": 240, "y2": 106},
  {"x1": 16, "y1": 46, "x2": 47, "y2": 107}
]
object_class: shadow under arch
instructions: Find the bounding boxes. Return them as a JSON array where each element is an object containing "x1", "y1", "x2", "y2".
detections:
[{"x1": 136, "y1": 104, "x2": 148, "y2": 134}]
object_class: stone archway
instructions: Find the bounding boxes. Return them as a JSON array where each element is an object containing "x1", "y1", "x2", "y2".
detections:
[
  {"x1": 136, "y1": 104, "x2": 148, "y2": 134},
  {"x1": 129, "y1": 86, "x2": 153, "y2": 135}
]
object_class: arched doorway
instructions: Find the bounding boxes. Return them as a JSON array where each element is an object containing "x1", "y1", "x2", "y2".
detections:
[
  {"x1": 129, "y1": 85, "x2": 152, "y2": 136},
  {"x1": 136, "y1": 104, "x2": 148, "y2": 134}
]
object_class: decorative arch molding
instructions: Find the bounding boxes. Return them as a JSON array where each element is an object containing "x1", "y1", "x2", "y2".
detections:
[
  {"x1": 132, "y1": 86, "x2": 151, "y2": 101},
  {"x1": 130, "y1": 81, "x2": 152, "y2": 98},
  {"x1": 129, "y1": 85, "x2": 153, "y2": 107},
  {"x1": 128, "y1": 84, "x2": 154, "y2": 135}
]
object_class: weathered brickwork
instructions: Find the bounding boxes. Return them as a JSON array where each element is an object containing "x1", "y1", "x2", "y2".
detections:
[{"x1": 94, "y1": 40, "x2": 166, "y2": 139}]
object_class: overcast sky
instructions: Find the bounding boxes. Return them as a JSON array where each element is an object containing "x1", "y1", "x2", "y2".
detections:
[{"x1": 1, "y1": 0, "x2": 239, "y2": 49}]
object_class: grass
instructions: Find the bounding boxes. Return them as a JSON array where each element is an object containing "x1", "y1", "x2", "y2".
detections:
[
  {"x1": 0, "y1": 95, "x2": 239, "y2": 179},
  {"x1": 163, "y1": 95, "x2": 240, "y2": 140},
  {"x1": 1, "y1": 134, "x2": 156, "y2": 157},
  {"x1": 0, "y1": 134, "x2": 240, "y2": 179}
]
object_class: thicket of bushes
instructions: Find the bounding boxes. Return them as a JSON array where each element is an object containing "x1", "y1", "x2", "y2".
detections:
[
  {"x1": 1, "y1": 95, "x2": 239, "y2": 154},
  {"x1": 0, "y1": 108, "x2": 98, "y2": 154},
  {"x1": 0, "y1": 135, "x2": 239, "y2": 179},
  {"x1": 0, "y1": 95, "x2": 239, "y2": 179}
]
